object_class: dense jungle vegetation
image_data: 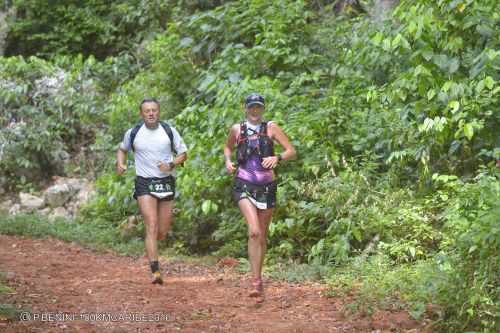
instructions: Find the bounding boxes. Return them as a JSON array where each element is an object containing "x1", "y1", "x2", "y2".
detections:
[{"x1": 0, "y1": 0, "x2": 498, "y2": 331}]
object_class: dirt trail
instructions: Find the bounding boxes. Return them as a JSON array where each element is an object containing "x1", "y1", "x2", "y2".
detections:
[{"x1": 0, "y1": 235, "x2": 427, "y2": 332}]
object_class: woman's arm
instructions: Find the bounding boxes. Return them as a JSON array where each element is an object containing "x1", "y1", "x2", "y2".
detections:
[
  {"x1": 224, "y1": 124, "x2": 239, "y2": 173},
  {"x1": 262, "y1": 122, "x2": 296, "y2": 169}
]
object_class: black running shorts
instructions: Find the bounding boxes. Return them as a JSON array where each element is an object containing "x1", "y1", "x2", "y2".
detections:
[
  {"x1": 233, "y1": 178, "x2": 277, "y2": 210},
  {"x1": 134, "y1": 176, "x2": 176, "y2": 201}
]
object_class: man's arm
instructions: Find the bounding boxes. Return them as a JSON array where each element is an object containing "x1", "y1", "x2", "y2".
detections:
[
  {"x1": 116, "y1": 148, "x2": 128, "y2": 175},
  {"x1": 160, "y1": 126, "x2": 188, "y2": 172},
  {"x1": 173, "y1": 152, "x2": 187, "y2": 167}
]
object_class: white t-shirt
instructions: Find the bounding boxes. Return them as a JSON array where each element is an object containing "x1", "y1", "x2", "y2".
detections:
[{"x1": 120, "y1": 123, "x2": 188, "y2": 178}]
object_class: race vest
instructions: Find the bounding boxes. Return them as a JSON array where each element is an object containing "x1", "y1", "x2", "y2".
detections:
[{"x1": 236, "y1": 121, "x2": 274, "y2": 165}]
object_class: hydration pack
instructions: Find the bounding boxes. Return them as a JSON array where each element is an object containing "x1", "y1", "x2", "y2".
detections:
[
  {"x1": 236, "y1": 121, "x2": 274, "y2": 165},
  {"x1": 129, "y1": 121, "x2": 177, "y2": 154}
]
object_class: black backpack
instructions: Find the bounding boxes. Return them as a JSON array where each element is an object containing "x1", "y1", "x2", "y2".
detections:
[
  {"x1": 129, "y1": 121, "x2": 177, "y2": 154},
  {"x1": 236, "y1": 121, "x2": 274, "y2": 165}
]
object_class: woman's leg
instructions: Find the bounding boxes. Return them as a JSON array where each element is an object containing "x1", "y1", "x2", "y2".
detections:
[
  {"x1": 257, "y1": 208, "x2": 274, "y2": 268},
  {"x1": 238, "y1": 199, "x2": 266, "y2": 280}
]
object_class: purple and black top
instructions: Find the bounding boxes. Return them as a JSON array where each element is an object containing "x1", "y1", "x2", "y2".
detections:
[{"x1": 235, "y1": 121, "x2": 274, "y2": 185}]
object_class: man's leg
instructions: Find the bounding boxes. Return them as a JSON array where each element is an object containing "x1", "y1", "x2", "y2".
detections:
[
  {"x1": 137, "y1": 195, "x2": 163, "y2": 283},
  {"x1": 157, "y1": 200, "x2": 174, "y2": 241},
  {"x1": 138, "y1": 195, "x2": 159, "y2": 260}
]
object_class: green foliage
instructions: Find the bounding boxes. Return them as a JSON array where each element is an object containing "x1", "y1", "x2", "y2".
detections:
[
  {"x1": 266, "y1": 261, "x2": 331, "y2": 283},
  {"x1": 328, "y1": 255, "x2": 442, "y2": 319},
  {"x1": 387, "y1": 0, "x2": 500, "y2": 175},
  {"x1": 0, "y1": 56, "x2": 106, "y2": 187},
  {"x1": 1, "y1": 0, "x2": 499, "y2": 330},
  {"x1": 4, "y1": 0, "x2": 172, "y2": 59},
  {"x1": 326, "y1": 172, "x2": 500, "y2": 331},
  {"x1": 0, "y1": 54, "x2": 139, "y2": 188},
  {"x1": 432, "y1": 172, "x2": 500, "y2": 332},
  {"x1": 105, "y1": 32, "x2": 200, "y2": 142},
  {"x1": 82, "y1": 168, "x2": 137, "y2": 224}
]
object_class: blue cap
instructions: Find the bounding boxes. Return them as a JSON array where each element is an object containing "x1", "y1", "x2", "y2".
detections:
[{"x1": 245, "y1": 93, "x2": 265, "y2": 107}]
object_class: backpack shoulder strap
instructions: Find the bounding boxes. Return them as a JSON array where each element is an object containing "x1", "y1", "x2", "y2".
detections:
[
  {"x1": 129, "y1": 122, "x2": 144, "y2": 151},
  {"x1": 238, "y1": 121, "x2": 247, "y2": 143},
  {"x1": 259, "y1": 121, "x2": 268, "y2": 136},
  {"x1": 160, "y1": 121, "x2": 177, "y2": 155}
]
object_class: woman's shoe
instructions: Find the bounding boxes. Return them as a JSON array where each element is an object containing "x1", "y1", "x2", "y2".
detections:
[{"x1": 249, "y1": 278, "x2": 263, "y2": 297}]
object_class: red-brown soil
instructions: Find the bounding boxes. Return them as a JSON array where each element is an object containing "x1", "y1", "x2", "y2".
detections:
[{"x1": 0, "y1": 235, "x2": 430, "y2": 332}]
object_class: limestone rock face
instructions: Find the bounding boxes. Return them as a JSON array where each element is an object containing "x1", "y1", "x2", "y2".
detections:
[{"x1": 4, "y1": 177, "x2": 96, "y2": 219}]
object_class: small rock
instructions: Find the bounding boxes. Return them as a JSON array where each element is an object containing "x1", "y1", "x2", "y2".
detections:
[
  {"x1": 0, "y1": 200, "x2": 13, "y2": 210},
  {"x1": 49, "y1": 207, "x2": 71, "y2": 221},
  {"x1": 53, "y1": 178, "x2": 95, "y2": 213},
  {"x1": 9, "y1": 203, "x2": 21, "y2": 215},
  {"x1": 44, "y1": 183, "x2": 77, "y2": 208},
  {"x1": 39, "y1": 207, "x2": 52, "y2": 215},
  {"x1": 65, "y1": 201, "x2": 78, "y2": 215},
  {"x1": 75, "y1": 183, "x2": 95, "y2": 207},
  {"x1": 0, "y1": 199, "x2": 13, "y2": 212},
  {"x1": 63, "y1": 178, "x2": 88, "y2": 192},
  {"x1": 20, "y1": 192, "x2": 45, "y2": 212}
]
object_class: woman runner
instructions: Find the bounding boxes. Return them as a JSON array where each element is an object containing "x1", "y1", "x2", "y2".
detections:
[{"x1": 223, "y1": 93, "x2": 296, "y2": 298}]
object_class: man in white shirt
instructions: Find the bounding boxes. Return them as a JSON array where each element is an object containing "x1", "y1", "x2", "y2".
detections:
[{"x1": 116, "y1": 98, "x2": 188, "y2": 284}]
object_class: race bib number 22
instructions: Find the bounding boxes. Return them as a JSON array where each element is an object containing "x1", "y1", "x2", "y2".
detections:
[{"x1": 148, "y1": 179, "x2": 174, "y2": 199}]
